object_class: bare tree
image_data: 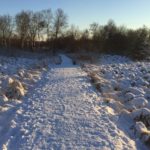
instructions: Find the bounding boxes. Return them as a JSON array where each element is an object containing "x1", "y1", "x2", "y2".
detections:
[
  {"x1": 15, "y1": 11, "x2": 30, "y2": 48},
  {"x1": 28, "y1": 11, "x2": 45, "y2": 49},
  {"x1": 90, "y1": 22, "x2": 99, "y2": 39},
  {"x1": 104, "y1": 19, "x2": 117, "y2": 38},
  {"x1": 53, "y1": 8, "x2": 68, "y2": 39},
  {"x1": 67, "y1": 25, "x2": 81, "y2": 40},
  {"x1": 0, "y1": 15, "x2": 14, "y2": 47},
  {"x1": 42, "y1": 9, "x2": 53, "y2": 41}
]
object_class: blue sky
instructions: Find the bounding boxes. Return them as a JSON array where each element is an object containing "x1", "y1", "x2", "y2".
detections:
[{"x1": 0, "y1": 0, "x2": 150, "y2": 29}]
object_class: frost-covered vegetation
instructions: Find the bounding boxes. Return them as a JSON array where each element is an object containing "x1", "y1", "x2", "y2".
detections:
[
  {"x1": 0, "y1": 54, "x2": 63, "y2": 102},
  {"x1": 83, "y1": 55, "x2": 150, "y2": 145},
  {"x1": 0, "y1": 55, "x2": 53, "y2": 106}
]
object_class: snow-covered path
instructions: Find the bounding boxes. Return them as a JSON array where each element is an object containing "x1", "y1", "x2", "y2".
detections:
[{"x1": 2, "y1": 55, "x2": 145, "y2": 150}]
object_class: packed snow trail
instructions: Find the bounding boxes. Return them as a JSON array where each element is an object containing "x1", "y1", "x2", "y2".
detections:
[{"x1": 2, "y1": 55, "x2": 146, "y2": 150}]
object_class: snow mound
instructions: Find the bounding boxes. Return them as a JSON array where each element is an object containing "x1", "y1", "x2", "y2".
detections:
[{"x1": 130, "y1": 97, "x2": 148, "y2": 109}]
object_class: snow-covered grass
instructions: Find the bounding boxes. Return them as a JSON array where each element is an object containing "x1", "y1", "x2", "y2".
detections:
[
  {"x1": 0, "y1": 55, "x2": 55, "y2": 148},
  {"x1": 0, "y1": 55, "x2": 61, "y2": 101},
  {"x1": 0, "y1": 56, "x2": 49, "y2": 101},
  {"x1": 84, "y1": 54, "x2": 150, "y2": 145},
  {"x1": 0, "y1": 53, "x2": 149, "y2": 149}
]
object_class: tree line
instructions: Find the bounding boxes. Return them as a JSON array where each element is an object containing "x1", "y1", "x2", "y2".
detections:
[
  {"x1": 0, "y1": 8, "x2": 67, "y2": 50},
  {"x1": 0, "y1": 8, "x2": 150, "y2": 59}
]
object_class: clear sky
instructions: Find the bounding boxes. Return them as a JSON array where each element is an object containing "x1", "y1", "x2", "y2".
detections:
[{"x1": 0, "y1": 0, "x2": 150, "y2": 29}]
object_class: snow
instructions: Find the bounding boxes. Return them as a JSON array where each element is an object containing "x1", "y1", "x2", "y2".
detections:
[
  {"x1": 0, "y1": 55, "x2": 50, "y2": 149},
  {"x1": 0, "y1": 54, "x2": 147, "y2": 149},
  {"x1": 83, "y1": 54, "x2": 150, "y2": 148}
]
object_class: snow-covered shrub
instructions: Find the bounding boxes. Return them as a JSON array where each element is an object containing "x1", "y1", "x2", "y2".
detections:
[
  {"x1": 135, "y1": 78, "x2": 149, "y2": 87},
  {"x1": 110, "y1": 80, "x2": 119, "y2": 91},
  {"x1": 124, "y1": 93, "x2": 135, "y2": 102},
  {"x1": 100, "y1": 84, "x2": 113, "y2": 93},
  {"x1": 143, "y1": 73, "x2": 150, "y2": 83},
  {"x1": 86, "y1": 54, "x2": 150, "y2": 146},
  {"x1": 145, "y1": 95, "x2": 150, "y2": 102},
  {"x1": 18, "y1": 69, "x2": 25, "y2": 77},
  {"x1": 130, "y1": 97, "x2": 148, "y2": 109},
  {"x1": 0, "y1": 94, "x2": 8, "y2": 103},
  {"x1": 108, "y1": 99, "x2": 124, "y2": 113},
  {"x1": 25, "y1": 72, "x2": 39, "y2": 80},
  {"x1": 134, "y1": 122, "x2": 150, "y2": 143},
  {"x1": 118, "y1": 79, "x2": 131, "y2": 90},
  {"x1": 131, "y1": 108, "x2": 150, "y2": 127},
  {"x1": 103, "y1": 92, "x2": 120, "y2": 101},
  {"x1": 103, "y1": 98, "x2": 113, "y2": 103},
  {"x1": 89, "y1": 73, "x2": 112, "y2": 92},
  {"x1": 5, "y1": 78, "x2": 26, "y2": 99},
  {"x1": 125, "y1": 87, "x2": 145, "y2": 96}
]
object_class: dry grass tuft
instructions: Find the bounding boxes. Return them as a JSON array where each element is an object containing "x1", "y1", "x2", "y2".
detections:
[{"x1": 5, "y1": 78, "x2": 27, "y2": 99}]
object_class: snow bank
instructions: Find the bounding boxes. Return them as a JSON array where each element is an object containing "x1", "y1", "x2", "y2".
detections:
[
  {"x1": 0, "y1": 54, "x2": 55, "y2": 149},
  {"x1": 84, "y1": 54, "x2": 150, "y2": 146}
]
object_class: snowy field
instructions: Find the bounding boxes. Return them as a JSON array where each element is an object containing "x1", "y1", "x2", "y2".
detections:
[{"x1": 0, "y1": 54, "x2": 149, "y2": 149}]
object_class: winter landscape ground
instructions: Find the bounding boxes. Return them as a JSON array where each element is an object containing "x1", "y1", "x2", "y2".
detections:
[{"x1": 0, "y1": 53, "x2": 149, "y2": 150}]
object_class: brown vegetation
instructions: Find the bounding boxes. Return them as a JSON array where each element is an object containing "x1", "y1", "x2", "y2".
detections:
[{"x1": 0, "y1": 9, "x2": 149, "y2": 59}]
